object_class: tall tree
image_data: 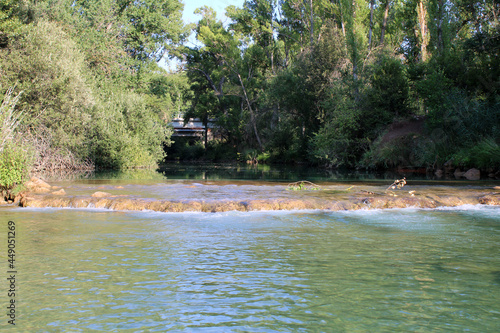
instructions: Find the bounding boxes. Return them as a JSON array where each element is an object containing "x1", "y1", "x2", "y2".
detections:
[
  {"x1": 186, "y1": 6, "x2": 268, "y2": 149},
  {"x1": 416, "y1": 0, "x2": 429, "y2": 61},
  {"x1": 70, "y1": 0, "x2": 189, "y2": 64},
  {"x1": 368, "y1": 0, "x2": 375, "y2": 47},
  {"x1": 118, "y1": 0, "x2": 189, "y2": 62},
  {"x1": 380, "y1": 0, "x2": 390, "y2": 45},
  {"x1": 227, "y1": 0, "x2": 278, "y2": 73}
]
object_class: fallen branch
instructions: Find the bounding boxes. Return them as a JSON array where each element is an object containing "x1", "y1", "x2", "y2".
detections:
[
  {"x1": 287, "y1": 181, "x2": 321, "y2": 191},
  {"x1": 386, "y1": 177, "x2": 407, "y2": 192}
]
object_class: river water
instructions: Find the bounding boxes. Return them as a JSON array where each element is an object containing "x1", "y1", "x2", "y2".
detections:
[{"x1": 1, "y1": 164, "x2": 499, "y2": 332}]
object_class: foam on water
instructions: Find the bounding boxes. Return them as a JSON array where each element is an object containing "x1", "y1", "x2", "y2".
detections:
[{"x1": 5, "y1": 202, "x2": 500, "y2": 218}]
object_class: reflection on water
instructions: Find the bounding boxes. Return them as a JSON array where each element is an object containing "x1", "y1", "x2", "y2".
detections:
[
  {"x1": 32, "y1": 162, "x2": 500, "y2": 185},
  {"x1": 156, "y1": 163, "x2": 427, "y2": 182},
  {"x1": 2, "y1": 206, "x2": 499, "y2": 332}
]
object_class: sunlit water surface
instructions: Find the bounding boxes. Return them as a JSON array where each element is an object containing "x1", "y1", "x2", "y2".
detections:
[{"x1": 1, "y1": 204, "x2": 499, "y2": 332}]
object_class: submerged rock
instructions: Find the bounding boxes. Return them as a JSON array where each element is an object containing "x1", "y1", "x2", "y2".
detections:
[{"x1": 52, "y1": 189, "x2": 66, "y2": 195}]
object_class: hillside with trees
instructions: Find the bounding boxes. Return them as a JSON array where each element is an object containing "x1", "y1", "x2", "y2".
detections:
[{"x1": 1, "y1": 0, "x2": 499, "y2": 196}]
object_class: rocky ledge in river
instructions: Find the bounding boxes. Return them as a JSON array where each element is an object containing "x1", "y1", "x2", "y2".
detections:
[{"x1": 7, "y1": 177, "x2": 500, "y2": 213}]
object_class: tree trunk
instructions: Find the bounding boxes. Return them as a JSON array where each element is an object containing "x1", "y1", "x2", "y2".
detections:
[
  {"x1": 349, "y1": 0, "x2": 359, "y2": 98},
  {"x1": 191, "y1": 67, "x2": 226, "y2": 115},
  {"x1": 368, "y1": 0, "x2": 374, "y2": 48},
  {"x1": 203, "y1": 115, "x2": 208, "y2": 147},
  {"x1": 338, "y1": 0, "x2": 346, "y2": 37},
  {"x1": 417, "y1": 0, "x2": 429, "y2": 62},
  {"x1": 309, "y1": 0, "x2": 314, "y2": 44},
  {"x1": 380, "y1": 0, "x2": 390, "y2": 45},
  {"x1": 236, "y1": 72, "x2": 263, "y2": 150},
  {"x1": 437, "y1": 0, "x2": 444, "y2": 55},
  {"x1": 351, "y1": 0, "x2": 358, "y2": 82}
]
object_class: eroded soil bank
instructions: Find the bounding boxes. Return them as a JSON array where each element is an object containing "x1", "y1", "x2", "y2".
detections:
[{"x1": 8, "y1": 177, "x2": 500, "y2": 213}]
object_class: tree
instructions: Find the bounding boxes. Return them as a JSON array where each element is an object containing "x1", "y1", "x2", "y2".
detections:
[
  {"x1": 186, "y1": 5, "x2": 270, "y2": 150},
  {"x1": 0, "y1": 0, "x2": 29, "y2": 47},
  {"x1": 117, "y1": 0, "x2": 189, "y2": 62},
  {"x1": 68, "y1": 0, "x2": 189, "y2": 64}
]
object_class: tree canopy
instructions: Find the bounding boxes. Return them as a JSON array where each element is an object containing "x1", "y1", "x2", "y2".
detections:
[
  {"x1": 181, "y1": 0, "x2": 499, "y2": 169},
  {"x1": 1, "y1": 0, "x2": 498, "y2": 172}
]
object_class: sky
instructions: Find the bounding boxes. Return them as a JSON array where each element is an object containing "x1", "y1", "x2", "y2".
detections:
[
  {"x1": 182, "y1": 0, "x2": 245, "y2": 25},
  {"x1": 161, "y1": 0, "x2": 245, "y2": 70}
]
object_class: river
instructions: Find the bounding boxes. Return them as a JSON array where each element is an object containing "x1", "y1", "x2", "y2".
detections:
[{"x1": 1, "y1": 164, "x2": 499, "y2": 332}]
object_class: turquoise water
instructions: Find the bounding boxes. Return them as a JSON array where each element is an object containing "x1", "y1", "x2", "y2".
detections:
[{"x1": 1, "y1": 204, "x2": 499, "y2": 332}]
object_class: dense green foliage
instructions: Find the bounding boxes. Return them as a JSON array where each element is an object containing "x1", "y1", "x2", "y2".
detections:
[
  {"x1": 1, "y1": 0, "x2": 498, "y2": 177},
  {"x1": 0, "y1": 142, "x2": 31, "y2": 197},
  {"x1": 0, "y1": 88, "x2": 31, "y2": 198},
  {"x1": 183, "y1": 0, "x2": 499, "y2": 171},
  {"x1": 0, "y1": 0, "x2": 189, "y2": 171}
]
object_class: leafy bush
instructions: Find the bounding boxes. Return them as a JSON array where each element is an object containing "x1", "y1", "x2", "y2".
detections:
[
  {"x1": 0, "y1": 87, "x2": 32, "y2": 199},
  {"x1": 204, "y1": 139, "x2": 237, "y2": 162},
  {"x1": 1, "y1": 20, "x2": 94, "y2": 159},
  {"x1": 452, "y1": 138, "x2": 500, "y2": 169},
  {"x1": 165, "y1": 137, "x2": 205, "y2": 161},
  {"x1": 0, "y1": 142, "x2": 32, "y2": 199},
  {"x1": 311, "y1": 80, "x2": 369, "y2": 168},
  {"x1": 90, "y1": 88, "x2": 169, "y2": 169},
  {"x1": 256, "y1": 152, "x2": 270, "y2": 163},
  {"x1": 362, "y1": 134, "x2": 429, "y2": 169},
  {"x1": 243, "y1": 149, "x2": 259, "y2": 164},
  {"x1": 362, "y1": 53, "x2": 412, "y2": 132}
]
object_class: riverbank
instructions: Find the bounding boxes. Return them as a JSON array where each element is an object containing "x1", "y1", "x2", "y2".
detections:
[{"x1": 6, "y1": 177, "x2": 500, "y2": 213}]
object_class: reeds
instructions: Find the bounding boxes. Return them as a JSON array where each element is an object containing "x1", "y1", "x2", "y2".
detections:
[{"x1": 0, "y1": 87, "x2": 23, "y2": 152}]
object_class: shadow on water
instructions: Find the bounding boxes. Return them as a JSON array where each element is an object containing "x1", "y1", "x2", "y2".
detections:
[
  {"x1": 154, "y1": 163, "x2": 500, "y2": 185},
  {"x1": 493, "y1": 271, "x2": 500, "y2": 284}
]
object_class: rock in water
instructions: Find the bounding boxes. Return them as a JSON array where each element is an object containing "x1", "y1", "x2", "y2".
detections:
[
  {"x1": 454, "y1": 169, "x2": 465, "y2": 178},
  {"x1": 92, "y1": 191, "x2": 111, "y2": 198},
  {"x1": 52, "y1": 189, "x2": 66, "y2": 195},
  {"x1": 464, "y1": 168, "x2": 480, "y2": 180},
  {"x1": 479, "y1": 194, "x2": 500, "y2": 205},
  {"x1": 25, "y1": 177, "x2": 52, "y2": 193}
]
